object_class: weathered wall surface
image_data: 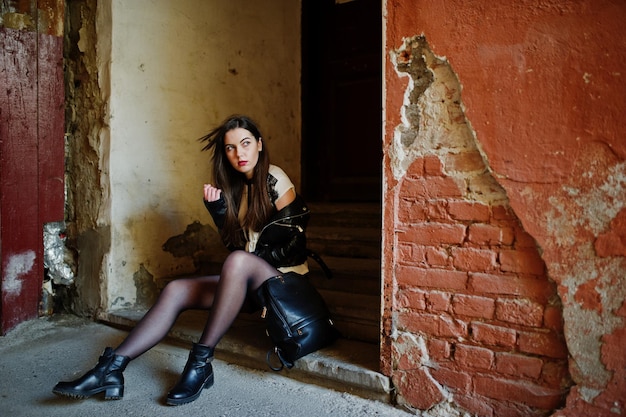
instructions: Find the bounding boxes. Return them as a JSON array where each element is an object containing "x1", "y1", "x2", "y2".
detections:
[
  {"x1": 383, "y1": 1, "x2": 625, "y2": 416},
  {"x1": 64, "y1": 0, "x2": 301, "y2": 312},
  {"x1": 63, "y1": 0, "x2": 110, "y2": 315},
  {"x1": 383, "y1": 37, "x2": 570, "y2": 417},
  {"x1": 1, "y1": 0, "x2": 65, "y2": 332},
  {"x1": 105, "y1": 0, "x2": 301, "y2": 310}
]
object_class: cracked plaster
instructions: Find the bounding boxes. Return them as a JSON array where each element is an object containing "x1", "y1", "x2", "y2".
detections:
[
  {"x1": 384, "y1": 3, "x2": 626, "y2": 414},
  {"x1": 390, "y1": 36, "x2": 507, "y2": 206}
]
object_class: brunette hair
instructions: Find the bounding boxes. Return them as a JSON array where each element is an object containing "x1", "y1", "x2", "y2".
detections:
[{"x1": 200, "y1": 115, "x2": 274, "y2": 248}]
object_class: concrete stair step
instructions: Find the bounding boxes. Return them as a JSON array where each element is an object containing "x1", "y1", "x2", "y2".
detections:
[
  {"x1": 307, "y1": 225, "x2": 382, "y2": 243},
  {"x1": 307, "y1": 227, "x2": 382, "y2": 259},
  {"x1": 306, "y1": 203, "x2": 381, "y2": 260},
  {"x1": 319, "y1": 288, "x2": 380, "y2": 343},
  {"x1": 309, "y1": 254, "x2": 381, "y2": 342},
  {"x1": 307, "y1": 202, "x2": 382, "y2": 229},
  {"x1": 99, "y1": 308, "x2": 391, "y2": 402},
  {"x1": 308, "y1": 255, "x2": 381, "y2": 293}
]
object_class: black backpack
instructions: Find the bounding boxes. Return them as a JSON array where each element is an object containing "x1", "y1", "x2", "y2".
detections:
[{"x1": 255, "y1": 271, "x2": 340, "y2": 370}]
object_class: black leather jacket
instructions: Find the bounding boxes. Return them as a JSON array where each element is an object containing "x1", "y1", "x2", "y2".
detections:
[{"x1": 204, "y1": 194, "x2": 310, "y2": 269}]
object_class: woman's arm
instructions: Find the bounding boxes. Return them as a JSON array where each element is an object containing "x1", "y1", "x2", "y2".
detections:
[
  {"x1": 203, "y1": 184, "x2": 227, "y2": 229},
  {"x1": 274, "y1": 187, "x2": 296, "y2": 211}
]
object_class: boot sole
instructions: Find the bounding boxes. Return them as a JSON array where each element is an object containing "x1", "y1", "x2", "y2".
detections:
[
  {"x1": 52, "y1": 385, "x2": 124, "y2": 400},
  {"x1": 165, "y1": 374, "x2": 214, "y2": 406}
]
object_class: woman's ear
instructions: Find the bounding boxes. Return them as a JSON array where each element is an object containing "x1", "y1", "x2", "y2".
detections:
[{"x1": 258, "y1": 137, "x2": 263, "y2": 152}]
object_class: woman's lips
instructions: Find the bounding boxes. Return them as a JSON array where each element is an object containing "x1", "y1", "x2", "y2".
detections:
[{"x1": 238, "y1": 161, "x2": 247, "y2": 167}]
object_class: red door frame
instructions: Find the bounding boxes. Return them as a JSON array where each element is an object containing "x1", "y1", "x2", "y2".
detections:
[{"x1": 0, "y1": 2, "x2": 65, "y2": 335}]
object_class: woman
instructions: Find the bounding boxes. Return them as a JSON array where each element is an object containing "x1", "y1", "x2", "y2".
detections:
[{"x1": 53, "y1": 115, "x2": 312, "y2": 406}]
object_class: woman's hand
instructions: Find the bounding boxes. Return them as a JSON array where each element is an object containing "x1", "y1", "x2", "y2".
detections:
[{"x1": 203, "y1": 184, "x2": 222, "y2": 202}]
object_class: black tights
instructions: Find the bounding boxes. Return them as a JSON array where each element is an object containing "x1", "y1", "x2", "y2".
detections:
[{"x1": 114, "y1": 250, "x2": 279, "y2": 359}]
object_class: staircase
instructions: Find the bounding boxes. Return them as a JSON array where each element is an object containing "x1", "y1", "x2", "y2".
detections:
[
  {"x1": 306, "y1": 202, "x2": 382, "y2": 343},
  {"x1": 100, "y1": 203, "x2": 388, "y2": 401}
]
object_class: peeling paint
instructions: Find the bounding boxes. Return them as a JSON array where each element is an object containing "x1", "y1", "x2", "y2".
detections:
[
  {"x1": 1, "y1": 12, "x2": 35, "y2": 30},
  {"x1": 2, "y1": 251, "x2": 36, "y2": 296},
  {"x1": 390, "y1": 36, "x2": 507, "y2": 205},
  {"x1": 542, "y1": 157, "x2": 626, "y2": 396},
  {"x1": 162, "y1": 221, "x2": 230, "y2": 272},
  {"x1": 59, "y1": 0, "x2": 112, "y2": 315},
  {"x1": 390, "y1": 36, "x2": 434, "y2": 180},
  {"x1": 555, "y1": 162, "x2": 626, "y2": 236},
  {"x1": 387, "y1": 34, "x2": 570, "y2": 415},
  {"x1": 37, "y1": 0, "x2": 65, "y2": 37},
  {"x1": 559, "y1": 252, "x2": 626, "y2": 390},
  {"x1": 594, "y1": 207, "x2": 626, "y2": 257},
  {"x1": 546, "y1": 160, "x2": 626, "y2": 250},
  {"x1": 133, "y1": 263, "x2": 157, "y2": 307},
  {"x1": 385, "y1": 2, "x2": 626, "y2": 415}
]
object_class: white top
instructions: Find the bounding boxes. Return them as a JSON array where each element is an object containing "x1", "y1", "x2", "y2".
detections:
[{"x1": 240, "y1": 165, "x2": 308, "y2": 275}]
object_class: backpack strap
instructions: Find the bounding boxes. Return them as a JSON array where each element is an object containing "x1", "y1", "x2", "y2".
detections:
[
  {"x1": 266, "y1": 347, "x2": 294, "y2": 371},
  {"x1": 307, "y1": 249, "x2": 333, "y2": 279}
]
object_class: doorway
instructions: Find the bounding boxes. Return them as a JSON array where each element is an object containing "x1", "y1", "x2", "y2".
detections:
[
  {"x1": 301, "y1": 0, "x2": 382, "y2": 203},
  {"x1": 300, "y1": 0, "x2": 383, "y2": 345}
]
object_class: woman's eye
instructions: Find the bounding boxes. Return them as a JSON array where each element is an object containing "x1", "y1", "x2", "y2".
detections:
[{"x1": 225, "y1": 145, "x2": 234, "y2": 152}]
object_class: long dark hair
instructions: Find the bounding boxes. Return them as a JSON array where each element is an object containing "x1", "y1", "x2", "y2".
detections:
[{"x1": 199, "y1": 115, "x2": 274, "y2": 248}]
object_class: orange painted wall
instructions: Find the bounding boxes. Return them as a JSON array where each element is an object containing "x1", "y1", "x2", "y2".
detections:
[{"x1": 383, "y1": 1, "x2": 626, "y2": 416}]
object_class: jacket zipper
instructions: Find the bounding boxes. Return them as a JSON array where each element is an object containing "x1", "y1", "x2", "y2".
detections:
[{"x1": 257, "y1": 211, "x2": 308, "y2": 235}]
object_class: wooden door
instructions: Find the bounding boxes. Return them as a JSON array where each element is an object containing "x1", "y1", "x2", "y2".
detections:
[
  {"x1": 0, "y1": 1, "x2": 65, "y2": 334},
  {"x1": 302, "y1": 0, "x2": 382, "y2": 203}
]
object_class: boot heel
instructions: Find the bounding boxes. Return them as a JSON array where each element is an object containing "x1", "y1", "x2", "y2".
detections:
[
  {"x1": 166, "y1": 343, "x2": 215, "y2": 405},
  {"x1": 53, "y1": 347, "x2": 130, "y2": 401},
  {"x1": 204, "y1": 373, "x2": 215, "y2": 389},
  {"x1": 104, "y1": 386, "x2": 124, "y2": 400}
]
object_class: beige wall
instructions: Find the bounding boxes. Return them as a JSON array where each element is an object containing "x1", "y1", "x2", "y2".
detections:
[{"x1": 99, "y1": 0, "x2": 301, "y2": 309}]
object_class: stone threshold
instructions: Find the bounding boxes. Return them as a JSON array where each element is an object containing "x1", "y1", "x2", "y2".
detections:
[{"x1": 99, "y1": 308, "x2": 392, "y2": 403}]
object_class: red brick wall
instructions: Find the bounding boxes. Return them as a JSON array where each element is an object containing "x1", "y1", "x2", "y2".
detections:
[
  {"x1": 393, "y1": 158, "x2": 569, "y2": 415},
  {"x1": 383, "y1": 1, "x2": 626, "y2": 416}
]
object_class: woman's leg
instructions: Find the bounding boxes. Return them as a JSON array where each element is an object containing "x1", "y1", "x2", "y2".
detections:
[
  {"x1": 198, "y1": 250, "x2": 278, "y2": 347},
  {"x1": 166, "y1": 250, "x2": 278, "y2": 405},
  {"x1": 54, "y1": 250, "x2": 277, "y2": 401},
  {"x1": 53, "y1": 274, "x2": 223, "y2": 400},
  {"x1": 116, "y1": 250, "x2": 276, "y2": 358},
  {"x1": 114, "y1": 274, "x2": 220, "y2": 359}
]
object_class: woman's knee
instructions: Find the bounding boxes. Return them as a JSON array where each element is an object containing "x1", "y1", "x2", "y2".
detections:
[
  {"x1": 159, "y1": 278, "x2": 192, "y2": 302},
  {"x1": 223, "y1": 250, "x2": 253, "y2": 269},
  {"x1": 221, "y1": 250, "x2": 278, "y2": 284}
]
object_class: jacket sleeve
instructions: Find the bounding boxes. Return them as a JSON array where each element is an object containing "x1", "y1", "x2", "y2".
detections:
[
  {"x1": 253, "y1": 196, "x2": 310, "y2": 268},
  {"x1": 203, "y1": 196, "x2": 227, "y2": 229},
  {"x1": 254, "y1": 225, "x2": 307, "y2": 268}
]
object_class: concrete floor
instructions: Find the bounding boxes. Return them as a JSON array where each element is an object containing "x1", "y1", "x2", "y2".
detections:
[{"x1": 0, "y1": 314, "x2": 417, "y2": 417}]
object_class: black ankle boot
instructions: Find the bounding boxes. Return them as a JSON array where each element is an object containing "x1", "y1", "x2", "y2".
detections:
[
  {"x1": 166, "y1": 343, "x2": 214, "y2": 406},
  {"x1": 53, "y1": 347, "x2": 131, "y2": 400}
]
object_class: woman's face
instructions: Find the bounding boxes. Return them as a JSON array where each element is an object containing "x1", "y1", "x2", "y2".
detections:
[{"x1": 223, "y1": 127, "x2": 262, "y2": 179}]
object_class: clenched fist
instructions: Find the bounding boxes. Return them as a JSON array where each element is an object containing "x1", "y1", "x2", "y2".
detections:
[{"x1": 203, "y1": 184, "x2": 222, "y2": 202}]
